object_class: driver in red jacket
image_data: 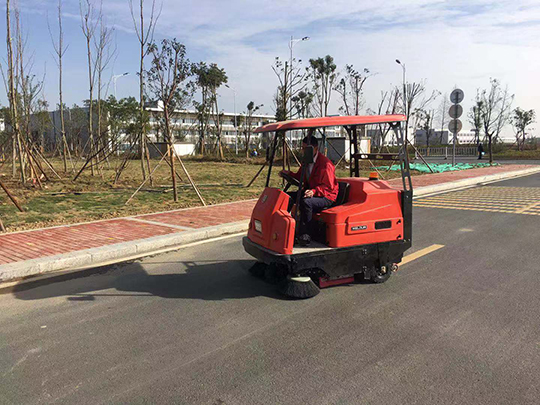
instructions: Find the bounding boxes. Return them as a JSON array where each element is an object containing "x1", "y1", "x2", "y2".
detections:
[{"x1": 279, "y1": 136, "x2": 339, "y2": 246}]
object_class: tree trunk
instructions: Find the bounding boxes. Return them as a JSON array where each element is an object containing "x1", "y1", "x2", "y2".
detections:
[
  {"x1": 59, "y1": 15, "x2": 68, "y2": 173},
  {"x1": 12, "y1": 136, "x2": 16, "y2": 177},
  {"x1": 488, "y1": 135, "x2": 493, "y2": 164},
  {"x1": 85, "y1": 24, "x2": 95, "y2": 176},
  {"x1": 6, "y1": 0, "x2": 25, "y2": 183},
  {"x1": 164, "y1": 107, "x2": 177, "y2": 201}
]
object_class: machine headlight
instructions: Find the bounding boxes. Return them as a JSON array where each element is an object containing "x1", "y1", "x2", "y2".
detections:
[{"x1": 254, "y1": 220, "x2": 262, "y2": 233}]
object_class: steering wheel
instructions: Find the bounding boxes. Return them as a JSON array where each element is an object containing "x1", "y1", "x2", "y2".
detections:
[{"x1": 280, "y1": 171, "x2": 300, "y2": 192}]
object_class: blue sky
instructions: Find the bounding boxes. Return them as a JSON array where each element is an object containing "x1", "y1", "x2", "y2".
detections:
[{"x1": 1, "y1": 0, "x2": 540, "y2": 137}]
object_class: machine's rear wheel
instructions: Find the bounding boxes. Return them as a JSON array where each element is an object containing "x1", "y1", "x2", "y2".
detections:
[{"x1": 371, "y1": 264, "x2": 392, "y2": 284}]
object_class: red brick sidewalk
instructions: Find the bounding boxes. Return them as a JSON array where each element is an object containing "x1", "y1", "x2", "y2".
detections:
[{"x1": 0, "y1": 164, "x2": 536, "y2": 266}]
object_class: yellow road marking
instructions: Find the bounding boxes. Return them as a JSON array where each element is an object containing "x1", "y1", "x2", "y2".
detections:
[
  {"x1": 414, "y1": 201, "x2": 517, "y2": 211},
  {"x1": 401, "y1": 244, "x2": 445, "y2": 266},
  {"x1": 414, "y1": 186, "x2": 540, "y2": 216},
  {"x1": 414, "y1": 204, "x2": 515, "y2": 214},
  {"x1": 420, "y1": 196, "x2": 538, "y2": 203},
  {"x1": 515, "y1": 201, "x2": 540, "y2": 214},
  {"x1": 417, "y1": 199, "x2": 523, "y2": 207},
  {"x1": 414, "y1": 204, "x2": 508, "y2": 213}
]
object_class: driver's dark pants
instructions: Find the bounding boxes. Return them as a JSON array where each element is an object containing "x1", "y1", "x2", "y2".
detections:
[{"x1": 287, "y1": 192, "x2": 333, "y2": 235}]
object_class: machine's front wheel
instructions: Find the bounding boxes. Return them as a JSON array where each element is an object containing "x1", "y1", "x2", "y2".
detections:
[{"x1": 371, "y1": 264, "x2": 393, "y2": 284}]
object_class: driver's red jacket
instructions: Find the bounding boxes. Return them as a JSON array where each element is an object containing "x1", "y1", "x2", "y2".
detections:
[{"x1": 290, "y1": 152, "x2": 339, "y2": 201}]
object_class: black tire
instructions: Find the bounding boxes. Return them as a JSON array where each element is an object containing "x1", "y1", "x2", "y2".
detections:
[{"x1": 371, "y1": 264, "x2": 392, "y2": 284}]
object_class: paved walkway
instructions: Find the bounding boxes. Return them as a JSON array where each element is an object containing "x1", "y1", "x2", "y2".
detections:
[{"x1": 0, "y1": 164, "x2": 535, "y2": 267}]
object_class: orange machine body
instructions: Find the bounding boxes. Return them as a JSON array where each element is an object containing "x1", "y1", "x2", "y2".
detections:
[
  {"x1": 247, "y1": 187, "x2": 296, "y2": 255},
  {"x1": 317, "y1": 178, "x2": 404, "y2": 248},
  {"x1": 248, "y1": 178, "x2": 404, "y2": 254}
]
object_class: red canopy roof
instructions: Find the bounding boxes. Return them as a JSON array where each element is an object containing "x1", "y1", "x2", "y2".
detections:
[{"x1": 254, "y1": 114, "x2": 406, "y2": 133}]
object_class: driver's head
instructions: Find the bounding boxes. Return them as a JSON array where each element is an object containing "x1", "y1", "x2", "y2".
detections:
[{"x1": 302, "y1": 136, "x2": 319, "y2": 154}]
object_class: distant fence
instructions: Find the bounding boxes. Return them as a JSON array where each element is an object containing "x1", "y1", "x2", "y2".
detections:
[{"x1": 415, "y1": 146, "x2": 477, "y2": 158}]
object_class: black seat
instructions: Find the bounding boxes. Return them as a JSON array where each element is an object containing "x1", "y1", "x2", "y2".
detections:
[{"x1": 329, "y1": 182, "x2": 350, "y2": 208}]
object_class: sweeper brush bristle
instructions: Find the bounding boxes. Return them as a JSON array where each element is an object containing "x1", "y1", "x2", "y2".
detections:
[{"x1": 278, "y1": 276, "x2": 320, "y2": 299}]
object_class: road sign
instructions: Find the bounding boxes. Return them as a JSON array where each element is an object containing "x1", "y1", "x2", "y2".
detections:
[
  {"x1": 450, "y1": 89, "x2": 464, "y2": 104},
  {"x1": 449, "y1": 104, "x2": 463, "y2": 119},
  {"x1": 448, "y1": 119, "x2": 462, "y2": 134}
]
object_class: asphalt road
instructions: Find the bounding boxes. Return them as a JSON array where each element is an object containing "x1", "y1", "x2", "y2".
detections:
[{"x1": 2, "y1": 174, "x2": 540, "y2": 404}]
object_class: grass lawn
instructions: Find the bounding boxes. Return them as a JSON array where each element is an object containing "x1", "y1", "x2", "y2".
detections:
[
  {"x1": 493, "y1": 149, "x2": 540, "y2": 160},
  {"x1": 0, "y1": 155, "x2": 409, "y2": 232}
]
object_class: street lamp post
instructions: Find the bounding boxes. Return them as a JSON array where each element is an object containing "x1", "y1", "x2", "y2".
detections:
[
  {"x1": 289, "y1": 36, "x2": 309, "y2": 148},
  {"x1": 112, "y1": 72, "x2": 130, "y2": 99},
  {"x1": 395, "y1": 59, "x2": 407, "y2": 142},
  {"x1": 225, "y1": 84, "x2": 238, "y2": 154},
  {"x1": 288, "y1": 36, "x2": 310, "y2": 120}
]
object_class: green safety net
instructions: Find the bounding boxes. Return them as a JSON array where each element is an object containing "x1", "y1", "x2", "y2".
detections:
[{"x1": 377, "y1": 162, "x2": 499, "y2": 173}]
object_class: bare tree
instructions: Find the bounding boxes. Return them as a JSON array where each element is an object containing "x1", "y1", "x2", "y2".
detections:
[
  {"x1": 511, "y1": 107, "x2": 535, "y2": 151},
  {"x1": 368, "y1": 89, "x2": 401, "y2": 148},
  {"x1": 13, "y1": 5, "x2": 48, "y2": 185},
  {"x1": 418, "y1": 109, "x2": 436, "y2": 147},
  {"x1": 146, "y1": 39, "x2": 193, "y2": 201},
  {"x1": 334, "y1": 65, "x2": 371, "y2": 116},
  {"x1": 243, "y1": 101, "x2": 263, "y2": 157},
  {"x1": 437, "y1": 94, "x2": 448, "y2": 144},
  {"x1": 400, "y1": 81, "x2": 440, "y2": 143},
  {"x1": 48, "y1": 0, "x2": 71, "y2": 172},
  {"x1": 475, "y1": 78, "x2": 514, "y2": 163},
  {"x1": 468, "y1": 97, "x2": 483, "y2": 144},
  {"x1": 5, "y1": 0, "x2": 25, "y2": 182},
  {"x1": 272, "y1": 56, "x2": 308, "y2": 121},
  {"x1": 208, "y1": 66, "x2": 227, "y2": 160},
  {"x1": 80, "y1": 0, "x2": 99, "y2": 176},
  {"x1": 94, "y1": 11, "x2": 115, "y2": 166},
  {"x1": 493, "y1": 84, "x2": 513, "y2": 144},
  {"x1": 129, "y1": 0, "x2": 161, "y2": 182}
]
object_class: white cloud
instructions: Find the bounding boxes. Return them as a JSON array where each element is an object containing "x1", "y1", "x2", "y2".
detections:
[{"x1": 9, "y1": 0, "x2": 540, "y2": 137}]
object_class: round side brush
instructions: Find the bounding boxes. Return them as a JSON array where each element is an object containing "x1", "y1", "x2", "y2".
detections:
[{"x1": 278, "y1": 276, "x2": 320, "y2": 299}]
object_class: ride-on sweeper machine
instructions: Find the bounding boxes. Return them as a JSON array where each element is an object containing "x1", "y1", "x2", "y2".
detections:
[{"x1": 243, "y1": 115, "x2": 413, "y2": 298}]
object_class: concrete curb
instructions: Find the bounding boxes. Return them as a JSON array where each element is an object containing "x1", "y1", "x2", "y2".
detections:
[{"x1": 2, "y1": 166, "x2": 540, "y2": 284}]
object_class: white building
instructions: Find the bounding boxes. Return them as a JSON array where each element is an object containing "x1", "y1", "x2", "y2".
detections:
[
  {"x1": 456, "y1": 131, "x2": 477, "y2": 144},
  {"x1": 145, "y1": 102, "x2": 275, "y2": 149}
]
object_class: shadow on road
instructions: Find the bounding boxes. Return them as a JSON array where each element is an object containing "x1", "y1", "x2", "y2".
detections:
[{"x1": 7, "y1": 259, "x2": 284, "y2": 301}]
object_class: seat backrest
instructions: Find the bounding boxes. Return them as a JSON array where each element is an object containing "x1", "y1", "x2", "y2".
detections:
[{"x1": 330, "y1": 181, "x2": 350, "y2": 208}]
